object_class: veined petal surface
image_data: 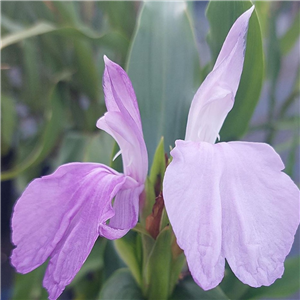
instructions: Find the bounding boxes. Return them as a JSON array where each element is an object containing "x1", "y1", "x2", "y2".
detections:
[
  {"x1": 163, "y1": 140, "x2": 299, "y2": 290},
  {"x1": 185, "y1": 6, "x2": 254, "y2": 144},
  {"x1": 163, "y1": 141, "x2": 225, "y2": 290},
  {"x1": 97, "y1": 57, "x2": 148, "y2": 182},
  {"x1": 11, "y1": 163, "x2": 140, "y2": 299}
]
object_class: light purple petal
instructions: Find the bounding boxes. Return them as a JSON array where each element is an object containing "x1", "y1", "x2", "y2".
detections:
[
  {"x1": 185, "y1": 6, "x2": 254, "y2": 144},
  {"x1": 163, "y1": 140, "x2": 300, "y2": 290},
  {"x1": 106, "y1": 185, "x2": 144, "y2": 233},
  {"x1": 11, "y1": 163, "x2": 141, "y2": 299},
  {"x1": 102, "y1": 55, "x2": 142, "y2": 131},
  {"x1": 97, "y1": 111, "x2": 147, "y2": 183},
  {"x1": 220, "y1": 141, "x2": 300, "y2": 287},
  {"x1": 97, "y1": 57, "x2": 148, "y2": 182},
  {"x1": 163, "y1": 140, "x2": 225, "y2": 290}
]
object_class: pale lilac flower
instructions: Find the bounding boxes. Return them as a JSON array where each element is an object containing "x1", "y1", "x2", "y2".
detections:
[
  {"x1": 11, "y1": 56, "x2": 148, "y2": 300},
  {"x1": 163, "y1": 6, "x2": 300, "y2": 290}
]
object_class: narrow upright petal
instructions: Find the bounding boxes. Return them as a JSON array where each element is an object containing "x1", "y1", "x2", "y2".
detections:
[
  {"x1": 97, "y1": 57, "x2": 148, "y2": 182},
  {"x1": 163, "y1": 140, "x2": 300, "y2": 289},
  {"x1": 185, "y1": 6, "x2": 254, "y2": 144},
  {"x1": 11, "y1": 163, "x2": 140, "y2": 299}
]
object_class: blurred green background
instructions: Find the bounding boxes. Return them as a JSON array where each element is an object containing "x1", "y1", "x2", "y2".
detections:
[{"x1": 1, "y1": 1, "x2": 299, "y2": 300}]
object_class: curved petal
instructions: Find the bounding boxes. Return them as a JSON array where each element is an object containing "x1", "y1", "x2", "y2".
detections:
[
  {"x1": 102, "y1": 55, "x2": 142, "y2": 132},
  {"x1": 220, "y1": 141, "x2": 300, "y2": 287},
  {"x1": 97, "y1": 57, "x2": 148, "y2": 182},
  {"x1": 163, "y1": 140, "x2": 225, "y2": 290},
  {"x1": 185, "y1": 6, "x2": 254, "y2": 144},
  {"x1": 11, "y1": 163, "x2": 140, "y2": 299},
  {"x1": 108, "y1": 185, "x2": 144, "y2": 229},
  {"x1": 97, "y1": 111, "x2": 147, "y2": 183},
  {"x1": 163, "y1": 140, "x2": 300, "y2": 290}
]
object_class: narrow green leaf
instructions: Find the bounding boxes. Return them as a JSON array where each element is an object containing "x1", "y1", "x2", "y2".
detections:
[
  {"x1": 1, "y1": 83, "x2": 65, "y2": 181},
  {"x1": 141, "y1": 137, "x2": 166, "y2": 224},
  {"x1": 23, "y1": 40, "x2": 43, "y2": 110},
  {"x1": 98, "y1": 2, "x2": 137, "y2": 38},
  {"x1": 144, "y1": 227, "x2": 173, "y2": 300},
  {"x1": 254, "y1": 1, "x2": 271, "y2": 37},
  {"x1": 241, "y1": 256, "x2": 300, "y2": 299},
  {"x1": 1, "y1": 22, "x2": 55, "y2": 49},
  {"x1": 73, "y1": 39, "x2": 100, "y2": 104},
  {"x1": 114, "y1": 231, "x2": 143, "y2": 287},
  {"x1": 280, "y1": 10, "x2": 300, "y2": 55},
  {"x1": 1, "y1": 94, "x2": 17, "y2": 155},
  {"x1": 206, "y1": 1, "x2": 264, "y2": 141},
  {"x1": 149, "y1": 137, "x2": 166, "y2": 192},
  {"x1": 170, "y1": 276, "x2": 229, "y2": 300},
  {"x1": 1, "y1": 22, "x2": 129, "y2": 53},
  {"x1": 127, "y1": 1, "x2": 201, "y2": 163},
  {"x1": 99, "y1": 268, "x2": 144, "y2": 300}
]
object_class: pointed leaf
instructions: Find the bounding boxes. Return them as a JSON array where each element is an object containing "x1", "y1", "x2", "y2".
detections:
[
  {"x1": 144, "y1": 226, "x2": 173, "y2": 300},
  {"x1": 127, "y1": 1, "x2": 201, "y2": 163},
  {"x1": 1, "y1": 94, "x2": 17, "y2": 155}
]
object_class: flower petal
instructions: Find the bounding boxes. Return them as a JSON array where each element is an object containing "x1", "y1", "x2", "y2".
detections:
[
  {"x1": 97, "y1": 57, "x2": 148, "y2": 182},
  {"x1": 102, "y1": 55, "x2": 142, "y2": 132},
  {"x1": 220, "y1": 141, "x2": 300, "y2": 287},
  {"x1": 11, "y1": 163, "x2": 139, "y2": 299},
  {"x1": 97, "y1": 111, "x2": 147, "y2": 183},
  {"x1": 185, "y1": 6, "x2": 254, "y2": 144},
  {"x1": 163, "y1": 140, "x2": 300, "y2": 290},
  {"x1": 163, "y1": 140, "x2": 225, "y2": 290}
]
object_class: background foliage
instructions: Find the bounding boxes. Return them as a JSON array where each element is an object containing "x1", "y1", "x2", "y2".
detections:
[{"x1": 1, "y1": 1, "x2": 299, "y2": 300}]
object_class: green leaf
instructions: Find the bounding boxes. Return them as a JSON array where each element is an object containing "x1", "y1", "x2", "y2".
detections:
[
  {"x1": 141, "y1": 137, "x2": 166, "y2": 224},
  {"x1": 254, "y1": 1, "x2": 271, "y2": 37},
  {"x1": 1, "y1": 94, "x2": 17, "y2": 155},
  {"x1": 12, "y1": 262, "x2": 48, "y2": 300},
  {"x1": 114, "y1": 231, "x2": 143, "y2": 287},
  {"x1": 127, "y1": 1, "x2": 201, "y2": 163},
  {"x1": 1, "y1": 22, "x2": 55, "y2": 49},
  {"x1": 98, "y1": 2, "x2": 137, "y2": 38},
  {"x1": 144, "y1": 227, "x2": 173, "y2": 300},
  {"x1": 206, "y1": 1, "x2": 264, "y2": 141},
  {"x1": 149, "y1": 137, "x2": 166, "y2": 193},
  {"x1": 241, "y1": 256, "x2": 300, "y2": 299},
  {"x1": 1, "y1": 22, "x2": 129, "y2": 53},
  {"x1": 99, "y1": 268, "x2": 144, "y2": 300},
  {"x1": 170, "y1": 276, "x2": 229, "y2": 300},
  {"x1": 54, "y1": 131, "x2": 114, "y2": 169},
  {"x1": 1, "y1": 83, "x2": 65, "y2": 181},
  {"x1": 280, "y1": 10, "x2": 300, "y2": 55}
]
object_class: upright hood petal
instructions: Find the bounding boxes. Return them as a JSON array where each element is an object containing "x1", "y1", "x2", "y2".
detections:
[
  {"x1": 97, "y1": 57, "x2": 148, "y2": 183},
  {"x1": 185, "y1": 6, "x2": 254, "y2": 144}
]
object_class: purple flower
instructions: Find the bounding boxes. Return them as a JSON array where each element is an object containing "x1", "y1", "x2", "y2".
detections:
[
  {"x1": 11, "y1": 56, "x2": 148, "y2": 300},
  {"x1": 163, "y1": 6, "x2": 300, "y2": 291}
]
